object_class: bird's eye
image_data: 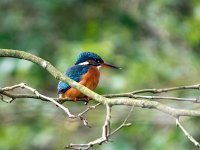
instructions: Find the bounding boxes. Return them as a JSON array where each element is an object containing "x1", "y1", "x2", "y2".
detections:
[{"x1": 97, "y1": 60, "x2": 100, "y2": 63}]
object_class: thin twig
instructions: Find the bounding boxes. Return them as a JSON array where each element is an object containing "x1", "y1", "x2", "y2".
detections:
[
  {"x1": 1, "y1": 90, "x2": 200, "y2": 104},
  {"x1": 1, "y1": 83, "x2": 100, "y2": 127},
  {"x1": 129, "y1": 95, "x2": 200, "y2": 103},
  {"x1": 22, "y1": 83, "x2": 75, "y2": 118},
  {"x1": 110, "y1": 106, "x2": 133, "y2": 136},
  {"x1": 66, "y1": 104, "x2": 112, "y2": 150},
  {"x1": 176, "y1": 118, "x2": 200, "y2": 148},
  {"x1": 132, "y1": 84, "x2": 200, "y2": 94},
  {"x1": 0, "y1": 83, "x2": 82, "y2": 118},
  {"x1": 78, "y1": 103, "x2": 101, "y2": 117},
  {"x1": 105, "y1": 84, "x2": 200, "y2": 98},
  {"x1": 2, "y1": 85, "x2": 200, "y2": 104},
  {"x1": 0, "y1": 90, "x2": 88, "y2": 103},
  {"x1": 106, "y1": 97, "x2": 200, "y2": 117},
  {"x1": 1, "y1": 83, "x2": 75, "y2": 118},
  {"x1": 77, "y1": 103, "x2": 101, "y2": 127},
  {"x1": 1, "y1": 83, "x2": 25, "y2": 91},
  {"x1": 102, "y1": 103, "x2": 111, "y2": 139},
  {"x1": 105, "y1": 93, "x2": 200, "y2": 103}
]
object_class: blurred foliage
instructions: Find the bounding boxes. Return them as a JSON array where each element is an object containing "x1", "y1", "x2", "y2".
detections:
[{"x1": 1, "y1": 0, "x2": 200, "y2": 149}]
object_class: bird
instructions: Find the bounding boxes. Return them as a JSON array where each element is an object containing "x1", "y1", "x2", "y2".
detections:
[{"x1": 57, "y1": 52, "x2": 120, "y2": 103}]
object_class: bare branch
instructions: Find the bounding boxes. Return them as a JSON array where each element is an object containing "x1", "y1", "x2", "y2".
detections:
[
  {"x1": 1, "y1": 83, "x2": 76, "y2": 118},
  {"x1": 102, "y1": 104, "x2": 111, "y2": 139},
  {"x1": 105, "y1": 83, "x2": 200, "y2": 100},
  {"x1": 0, "y1": 90, "x2": 89, "y2": 103},
  {"x1": 1, "y1": 89, "x2": 200, "y2": 104},
  {"x1": 1, "y1": 83, "x2": 25, "y2": 91},
  {"x1": 131, "y1": 84, "x2": 200, "y2": 94},
  {"x1": 0, "y1": 83, "x2": 101, "y2": 127},
  {"x1": 176, "y1": 118, "x2": 200, "y2": 148},
  {"x1": 77, "y1": 103, "x2": 101, "y2": 117},
  {"x1": 77, "y1": 103, "x2": 101, "y2": 127},
  {"x1": 66, "y1": 104, "x2": 112, "y2": 150},
  {"x1": 111, "y1": 106, "x2": 133, "y2": 136},
  {"x1": 23, "y1": 83, "x2": 77, "y2": 118},
  {"x1": 106, "y1": 97, "x2": 200, "y2": 117},
  {"x1": 1, "y1": 49, "x2": 200, "y2": 149},
  {"x1": 1, "y1": 90, "x2": 200, "y2": 104},
  {"x1": 0, "y1": 49, "x2": 109, "y2": 104},
  {"x1": 2, "y1": 83, "x2": 200, "y2": 118},
  {"x1": 128, "y1": 95, "x2": 200, "y2": 103},
  {"x1": 130, "y1": 95, "x2": 200, "y2": 103}
]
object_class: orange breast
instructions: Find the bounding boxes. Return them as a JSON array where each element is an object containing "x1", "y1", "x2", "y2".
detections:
[{"x1": 60, "y1": 66, "x2": 100, "y2": 99}]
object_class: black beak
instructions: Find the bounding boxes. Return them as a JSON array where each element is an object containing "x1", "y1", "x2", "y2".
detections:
[{"x1": 100, "y1": 63, "x2": 121, "y2": 69}]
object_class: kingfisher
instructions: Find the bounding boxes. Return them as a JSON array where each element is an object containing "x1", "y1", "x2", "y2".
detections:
[{"x1": 57, "y1": 52, "x2": 119, "y2": 103}]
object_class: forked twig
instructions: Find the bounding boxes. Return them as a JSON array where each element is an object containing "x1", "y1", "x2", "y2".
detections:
[
  {"x1": 77, "y1": 103, "x2": 101, "y2": 117},
  {"x1": 2, "y1": 84, "x2": 200, "y2": 103},
  {"x1": 66, "y1": 104, "x2": 112, "y2": 150},
  {"x1": 77, "y1": 103, "x2": 101, "y2": 127},
  {"x1": 22, "y1": 83, "x2": 75, "y2": 118},
  {"x1": 0, "y1": 83, "x2": 94, "y2": 126}
]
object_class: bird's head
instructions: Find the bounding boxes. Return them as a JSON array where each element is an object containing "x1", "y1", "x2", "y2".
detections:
[{"x1": 75, "y1": 52, "x2": 120, "y2": 69}]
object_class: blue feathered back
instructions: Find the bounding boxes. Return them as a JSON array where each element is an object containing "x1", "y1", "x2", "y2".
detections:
[{"x1": 57, "y1": 65, "x2": 89, "y2": 94}]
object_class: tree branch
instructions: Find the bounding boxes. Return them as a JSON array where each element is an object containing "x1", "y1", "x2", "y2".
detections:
[
  {"x1": 106, "y1": 94, "x2": 200, "y2": 103},
  {"x1": 106, "y1": 97, "x2": 200, "y2": 117},
  {"x1": 176, "y1": 118, "x2": 200, "y2": 148},
  {"x1": 1, "y1": 83, "x2": 75, "y2": 118},
  {"x1": 110, "y1": 106, "x2": 133, "y2": 136},
  {"x1": 0, "y1": 49, "x2": 109, "y2": 104},
  {"x1": 131, "y1": 84, "x2": 200, "y2": 94},
  {"x1": 66, "y1": 104, "x2": 112, "y2": 149},
  {"x1": 1, "y1": 49, "x2": 200, "y2": 149}
]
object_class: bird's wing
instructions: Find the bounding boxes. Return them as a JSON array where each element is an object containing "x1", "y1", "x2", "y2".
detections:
[{"x1": 57, "y1": 65, "x2": 89, "y2": 94}]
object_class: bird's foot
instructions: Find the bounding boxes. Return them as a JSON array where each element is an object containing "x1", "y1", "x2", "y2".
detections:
[
  {"x1": 84, "y1": 96, "x2": 90, "y2": 105},
  {"x1": 73, "y1": 97, "x2": 78, "y2": 102},
  {"x1": 56, "y1": 99, "x2": 64, "y2": 106}
]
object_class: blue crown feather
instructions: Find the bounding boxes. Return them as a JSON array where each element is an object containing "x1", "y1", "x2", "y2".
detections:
[{"x1": 75, "y1": 52, "x2": 103, "y2": 65}]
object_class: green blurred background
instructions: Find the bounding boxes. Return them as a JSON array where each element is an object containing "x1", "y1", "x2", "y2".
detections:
[{"x1": 0, "y1": 0, "x2": 200, "y2": 149}]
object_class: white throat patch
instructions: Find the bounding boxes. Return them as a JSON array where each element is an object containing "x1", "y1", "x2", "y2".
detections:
[{"x1": 97, "y1": 66, "x2": 101, "y2": 70}]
